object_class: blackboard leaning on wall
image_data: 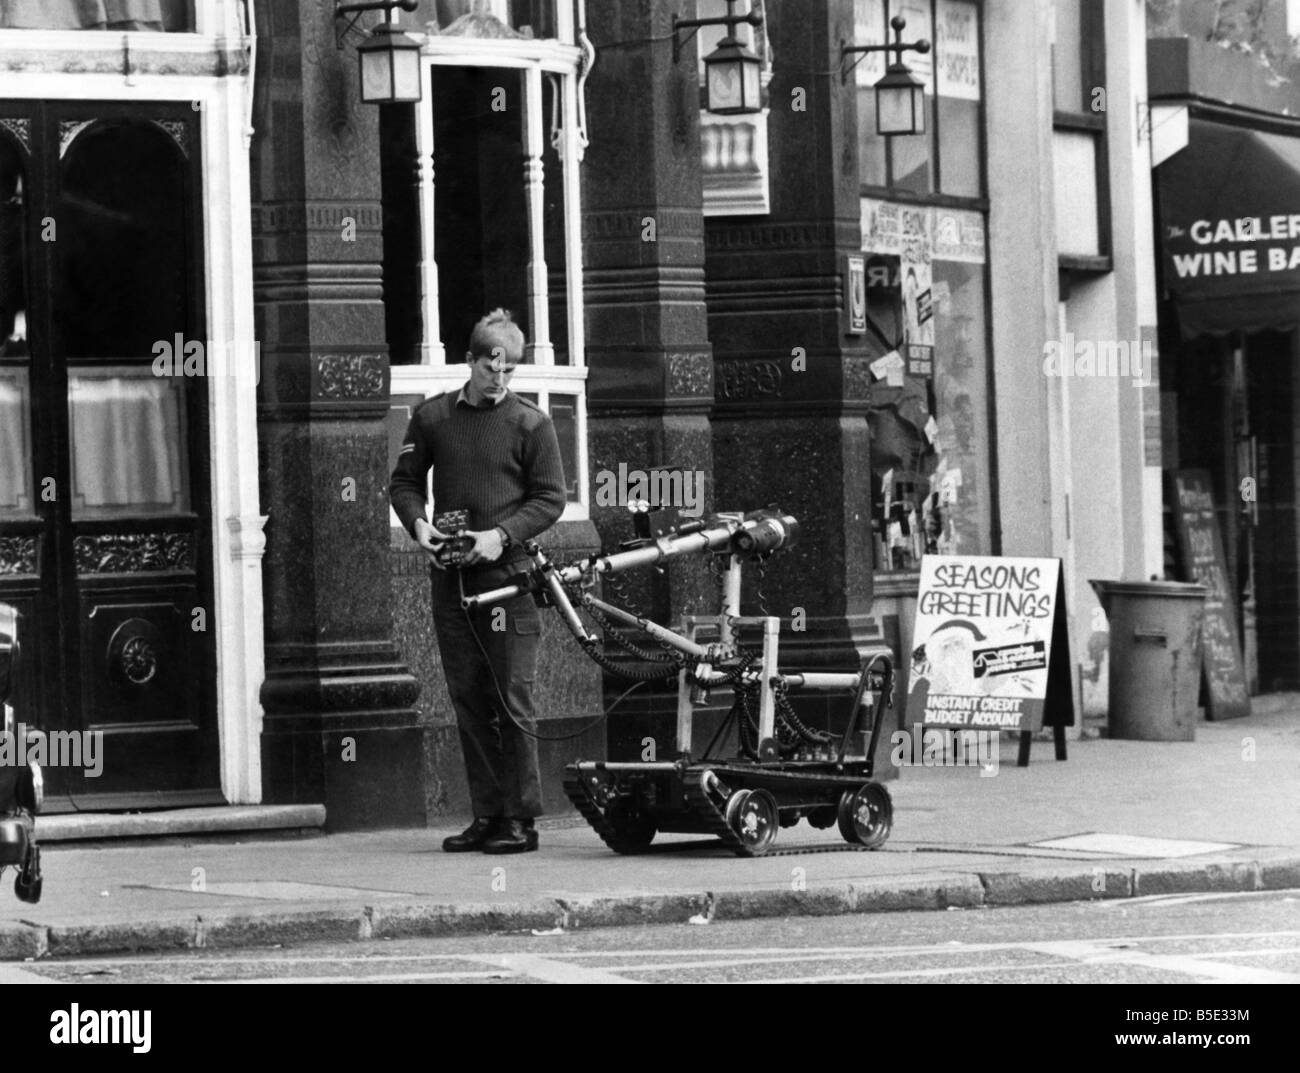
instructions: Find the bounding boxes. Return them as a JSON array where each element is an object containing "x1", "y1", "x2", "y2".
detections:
[{"x1": 1169, "y1": 470, "x2": 1251, "y2": 721}]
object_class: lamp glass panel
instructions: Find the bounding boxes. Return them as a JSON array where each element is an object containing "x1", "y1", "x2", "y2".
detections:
[
  {"x1": 741, "y1": 59, "x2": 761, "y2": 111},
  {"x1": 877, "y1": 85, "x2": 917, "y2": 135},
  {"x1": 890, "y1": 91, "x2": 934, "y2": 192},
  {"x1": 707, "y1": 60, "x2": 743, "y2": 112},
  {"x1": 392, "y1": 50, "x2": 422, "y2": 101},
  {"x1": 361, "y1": 50, "x2": 393, "y2": 102}
]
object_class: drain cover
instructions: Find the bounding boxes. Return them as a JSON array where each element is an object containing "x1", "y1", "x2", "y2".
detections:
[{"x1": 1028, "y1": 833, "x2": 1241, "y2": 858}]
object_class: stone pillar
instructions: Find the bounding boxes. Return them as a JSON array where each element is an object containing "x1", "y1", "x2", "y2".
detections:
[
  {"x1": 251, "y1": 0, "x2": 424, "y2": 829},
  {"x1": 985, "y1": 0, "x2": 1057, "y2": 560},
  {"x1": 581, "y1": 3, "x2": 716, "y2": 758},
  {"x1": 704, "y1": 0, "x2": 896, "y2": 776}
]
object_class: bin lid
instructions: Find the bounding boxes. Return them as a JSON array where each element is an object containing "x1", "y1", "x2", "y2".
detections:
[{"x1": 1089, "y1": 579, "x2": 1208, "y2": 600}]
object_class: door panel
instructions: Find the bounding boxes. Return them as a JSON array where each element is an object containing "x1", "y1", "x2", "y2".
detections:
[
  {"x1": 0, "y1": 100, "x2": 219, "y2": 805},
  {"x1": 1247, "y1": 333, "x2": 1299, "y2": 691},
  {"x1": 0, "y1": 113, "x2": 48, "y2": 762}
]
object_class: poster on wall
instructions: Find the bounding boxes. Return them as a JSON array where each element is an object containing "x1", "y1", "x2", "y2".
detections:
[
  {"x1": 900, "y1": 205, "x2": 934, "y2": 376},
  {"x1": 907, "y1": 556, "x2": 1075, "y2": 749},
  {"x1": 936, "y1": 0, "x2": 981, "y2": 101},
  {"x1": 846, "y1": 254, "x2": 868, "y2": 335}
]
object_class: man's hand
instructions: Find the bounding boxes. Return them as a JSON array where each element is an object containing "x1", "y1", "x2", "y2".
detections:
[
  {"x1": 413, "y1": 517, "x2": 455, "y2": 569},
  {"x1": 460, "y1": 528, "x2": 506, "y2": 567}
]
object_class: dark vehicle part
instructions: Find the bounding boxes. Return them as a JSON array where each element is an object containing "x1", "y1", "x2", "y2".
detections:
[{"x1": 0, "y1": 604, "x2": 42, "y2": 901}]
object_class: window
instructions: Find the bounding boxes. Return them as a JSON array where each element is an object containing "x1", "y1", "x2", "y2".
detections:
[
  {"x1": 861, "y1": 201, "x2": 992, "y2": 572},
  {"x1": 385, "y1": 19, "x2": 591, "y2": 521},
  {"x1": 57, "y1": 119, "x2": 191, "y2": 359},
  {"x1": 1052, "y1": 0, "x2": 1111, "y2": 270},
  {"x1": 67, "y1": 371, "x2": 189, "y2": 516},
  {"x1": 856, "y1": 2, "x2": 991, "y2": 576},
  {"x1": 0, "y1": 0, "x2": 194, "y2": 32},
  {"x1": 0, "y1": 134, "x2": 31, "y2": 518},
  {"x1": 855, "y1": 0, "x2": 985, "y2": 199}
]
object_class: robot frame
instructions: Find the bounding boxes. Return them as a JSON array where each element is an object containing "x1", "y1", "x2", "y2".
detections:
[{"x1": 462, "y1": 506, "x2": 895, "y2": 858}]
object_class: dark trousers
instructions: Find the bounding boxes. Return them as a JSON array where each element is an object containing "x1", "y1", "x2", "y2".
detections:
[{"x1": 431, "y1": 561, "x2": 544, "y2": 819}]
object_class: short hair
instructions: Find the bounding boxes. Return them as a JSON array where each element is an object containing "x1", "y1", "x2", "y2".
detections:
[{"x1": 467, "y1": 308, "x2": 525, "y2": 364}]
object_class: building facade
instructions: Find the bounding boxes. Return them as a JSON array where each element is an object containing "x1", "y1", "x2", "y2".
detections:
[
  {"x1": 0, "y1": 0, "x2": 1189, "y2": 827},
  {"x1": 1147, "y1": 0, "x2": 1300, "y2": 696}
]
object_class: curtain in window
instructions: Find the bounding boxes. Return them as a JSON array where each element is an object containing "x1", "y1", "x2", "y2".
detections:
[
  {"x1": 68, "y1": 376, "x2": 184, "y2": 513},
  {"x1": 0, "y1": 0, "x2": 182, "y2": 32},
  {"x1": 0, "y1": 374, "x2": 29, "y2": 513}
]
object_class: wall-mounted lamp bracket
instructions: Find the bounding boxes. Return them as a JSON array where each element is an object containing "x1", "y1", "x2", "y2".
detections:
[
  {"x1": 841, "y1": 14, "x2": 930, "y2": 83},
  {"x1": 334, "y1": 0, "x2": 419, "y2": 50},
  {"x1": 672, "y1": 1, "x2": 764, "y2": 64}
]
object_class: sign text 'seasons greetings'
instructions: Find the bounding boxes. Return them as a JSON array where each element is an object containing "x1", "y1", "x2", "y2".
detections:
[{"x1": 908, "y1": 556, "x2": 1070, "y2": 734}]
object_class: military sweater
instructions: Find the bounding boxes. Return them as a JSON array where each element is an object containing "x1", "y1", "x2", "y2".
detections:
[{"x1": 388, "y1": 391, "x2": 567, "y2": 549}]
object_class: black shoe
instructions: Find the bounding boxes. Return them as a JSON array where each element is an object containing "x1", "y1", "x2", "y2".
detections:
[
  {"x1": 483, "y1": 818, "x2": 538, "y2": 854},
  {"x1": 442, "y1": 817, "x2": 499, "y2": 853}
]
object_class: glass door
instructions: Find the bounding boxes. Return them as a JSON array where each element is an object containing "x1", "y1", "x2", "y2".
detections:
[{"x1": 0, "y1": 101, "x2": 220, "y2": 806}]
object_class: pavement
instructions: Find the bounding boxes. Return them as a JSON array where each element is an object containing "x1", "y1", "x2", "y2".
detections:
[{"x1": 1, "y1": 701, "x2": 1297, "y2": 961}]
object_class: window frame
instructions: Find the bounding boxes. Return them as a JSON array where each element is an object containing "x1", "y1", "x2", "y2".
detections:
[
  {"x1": 1053, "y1": 0, "x2": 1112, "y2": 274},
  {"x1": 855, "y1": 0, "x2": 988, "y2": 203},
  {"x1": 388, "y1": 29, "x2": 591, "y2": 525}
]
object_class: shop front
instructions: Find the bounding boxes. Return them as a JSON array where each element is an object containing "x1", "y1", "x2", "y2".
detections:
[
  {"x1": 850, "y1": 0, "x2": 996, "y2": 730},
  {"x1": 1155, "y1": 116, "x2": 1300, "y2": 693}
]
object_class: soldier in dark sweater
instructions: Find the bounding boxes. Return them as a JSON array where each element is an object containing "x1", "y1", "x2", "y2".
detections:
[{"x1": 389, "y1": 309, "x2": 566, "y2": 854}]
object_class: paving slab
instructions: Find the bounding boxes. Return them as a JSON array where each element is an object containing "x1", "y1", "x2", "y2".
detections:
[{"x1": 0, "y1": 706, "x2": 1294, "y2": 959}]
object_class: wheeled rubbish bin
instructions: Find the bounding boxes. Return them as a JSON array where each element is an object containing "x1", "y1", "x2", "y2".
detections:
[{"x1": 1089, "y1": 580, "x2": 1207, "y2": 742}]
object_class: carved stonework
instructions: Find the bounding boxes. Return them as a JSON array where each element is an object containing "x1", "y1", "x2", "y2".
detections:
[
  {"x1": 151, "y1": 119, "x2": 190, "y2": 158},
  {"x1": 1, "y1": 48, "x2": 237, "y2": 79},
  {"x1": 251, "y1": 202, "x2": 382, "y2": 235},
  {"x1": 436, "y1": 10, "x2": 527, "y2": 39},
  {"x1": 844, "y1": 357, "x2": 875, "y2": 400},
  {"x1": 585, "y1": 209, "x2": 702, "y2": 242},
  {"x1": 668, "y1": 352, "x2": 713, "y2": 398},
  {"x1": 58, "y1": 120, "x2": 95, "y2": 158},
  {"x1": 717, "y1": 360, "x2": 784, "y2": 401},
  {"x1": 74, "y1": 533, "x2": 194, "y2": 575},
  {"x1": 227, "y1": 514, "x2": 269, "y2": 562},
  {"x1": 0, "y1": 536, "x2": 37, "y2": 576},
  {"x1": 317, "y1": 354, "x2": 386, "y2": 400},
  {"x1": 705, "y1": 222, "x2": 838, "y2": 252},
  {"x1": 0, "y1": 118, "x2": 31, "y2": 154}
]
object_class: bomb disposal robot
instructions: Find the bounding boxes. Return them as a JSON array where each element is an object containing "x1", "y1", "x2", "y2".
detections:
[{"x1": 462, "y1": 507, "x2": 894, "y2": 857}]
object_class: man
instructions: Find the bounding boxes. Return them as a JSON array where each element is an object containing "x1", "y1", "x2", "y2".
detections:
[{"x1": 389, "y1": 309, "x2": 566, "y2": 854}]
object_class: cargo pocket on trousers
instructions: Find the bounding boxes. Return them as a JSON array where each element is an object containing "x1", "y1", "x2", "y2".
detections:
[
  {"x1": 510, "y1": 612, "x2": 542, "y2": 687},
  {"x1": 512, "y1": 615, "x2": 542, "y2": 635}
]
